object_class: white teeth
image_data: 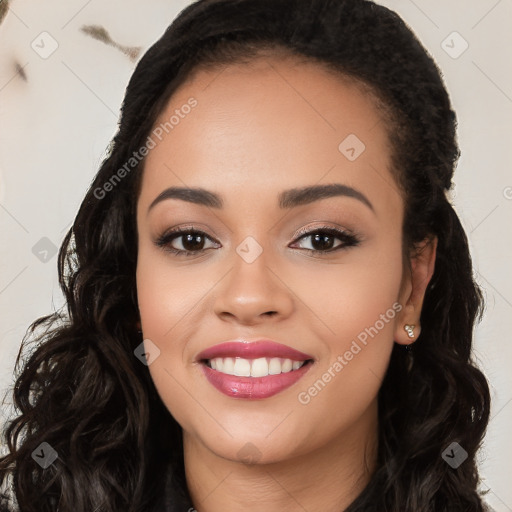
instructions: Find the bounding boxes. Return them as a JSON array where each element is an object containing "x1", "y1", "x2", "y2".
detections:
[
  {"x1": 251, "y1": 357, "x2": 268, "y2": 377},
  {"x1": 223, "y1": 357, "x2": 235, "y2": 375},
  {"x1": 234, "y1": 358, "x2": 251, "y2": 376},
  {"x1": 268, "y1": 357, "x2": 282, "y2": 375},
  {"x1": 281, "y1": 358, "x2": 292, "y2": 373},
  {"x1": 207, "y1": 357, "x2": 307, "y2": 377}
]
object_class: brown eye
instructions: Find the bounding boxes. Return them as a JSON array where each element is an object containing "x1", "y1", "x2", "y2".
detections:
[
  {"x1": 155, "y1": 229, "x2": 219, "y2": 256},
  {"x1": 291, "y1": 227, "x2": 360, "y2": 254}
]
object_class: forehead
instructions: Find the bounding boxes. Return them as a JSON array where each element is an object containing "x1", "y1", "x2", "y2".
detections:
[{"x1": 138, "y1": 55, "x2": 401, "y2": 216}]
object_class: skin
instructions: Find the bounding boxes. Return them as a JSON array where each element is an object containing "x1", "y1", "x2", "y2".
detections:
[{"x1": 135, "y1": 54, "x2": 437, "y2": 512}]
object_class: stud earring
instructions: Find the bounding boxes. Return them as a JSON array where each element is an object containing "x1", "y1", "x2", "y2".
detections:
[{"x1": 404, "y1": 324, "x2": 415, "y2": 339}]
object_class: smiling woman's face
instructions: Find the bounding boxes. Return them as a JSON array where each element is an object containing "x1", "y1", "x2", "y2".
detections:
[{"x1": 135, "y1": 55, "x2": 427, "y2": 466}]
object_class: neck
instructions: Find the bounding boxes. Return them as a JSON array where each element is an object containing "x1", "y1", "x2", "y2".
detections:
[{"x1": 183, "y1": 401, "x2": 379, "y2": 512}]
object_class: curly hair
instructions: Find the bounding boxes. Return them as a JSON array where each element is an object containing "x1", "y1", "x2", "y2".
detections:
[{"x1": 0, "y1": 0, "x2": 491, "y2": 510}]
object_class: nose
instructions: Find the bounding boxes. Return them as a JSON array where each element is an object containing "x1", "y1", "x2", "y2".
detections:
[{"x1": 213, "y1": 249, "x2": 294, "y2": 326}]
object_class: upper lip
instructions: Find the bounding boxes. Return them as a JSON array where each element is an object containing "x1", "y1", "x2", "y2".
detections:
[{"x1": 196, "y1": 339, "x2": 314, "y2": 362}]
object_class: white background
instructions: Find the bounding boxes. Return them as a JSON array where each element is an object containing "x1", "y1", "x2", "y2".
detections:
[{"x1": 0, "y1": 0, "x2": 511, "y2": 509}]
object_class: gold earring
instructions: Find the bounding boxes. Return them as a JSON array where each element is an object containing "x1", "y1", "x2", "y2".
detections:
[{"x1": 404, "y1": 324, "x2": 415, "y2": 339}]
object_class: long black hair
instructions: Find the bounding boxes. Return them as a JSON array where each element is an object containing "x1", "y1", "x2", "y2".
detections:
[{"x1": 1, "y1": 0, "x2": 490, "y2": 510}]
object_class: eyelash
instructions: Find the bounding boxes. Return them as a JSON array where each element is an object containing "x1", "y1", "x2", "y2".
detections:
[{"x1": 155, "y1": 224, "x2": 360, "y2": 257}]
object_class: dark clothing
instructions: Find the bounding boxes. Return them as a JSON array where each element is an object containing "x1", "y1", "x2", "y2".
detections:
[{"x1": 152, "y1": 461, "x2": 497, "y2": 512}]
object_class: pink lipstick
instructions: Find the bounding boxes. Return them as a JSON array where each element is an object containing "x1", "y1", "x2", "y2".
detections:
[{"x1": 197, "y1": 339, "x2": 314, "y2": 399}]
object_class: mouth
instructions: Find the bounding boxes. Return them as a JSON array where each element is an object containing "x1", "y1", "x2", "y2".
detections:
[
  {"x1": 196, "y1": 340, "x2": 315, "y2": 399},
  {"x1": 201, "y1": 356, "x2": 313, "y2": 377}
]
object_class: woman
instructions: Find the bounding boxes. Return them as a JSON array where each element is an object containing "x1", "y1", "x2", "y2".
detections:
[{"x1": 0, "y1": 0, "x2": 492, "y2": 510}]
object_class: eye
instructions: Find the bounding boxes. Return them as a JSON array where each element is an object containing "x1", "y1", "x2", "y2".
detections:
[
  {"x1": 290, "y1": 225, "x2": 360, "y2": 254},
  {"x1": 154, "y1": 224, "x2": 360, "y2": 257},
  {"x1": 155, "y1": 227, "x2": 220, "y2": 256}
]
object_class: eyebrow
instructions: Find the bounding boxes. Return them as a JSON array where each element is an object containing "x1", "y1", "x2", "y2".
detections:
[{"x1": 147, "y1": 183, "x2": 374, "y2": 214}]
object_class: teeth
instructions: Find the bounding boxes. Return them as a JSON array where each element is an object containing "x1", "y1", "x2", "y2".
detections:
[
  {"x1": 207, "y1": 357, "x2": 307, "y2": 377},
  {"x1": 281, "y1": 358, "x2": 292, "y2": 373},
  {"x1": 251, "y1": 357, "x2": 268, "y2": 377},
  {"x1": 268, "y1": 357, "x2": 282, "y2": 375},
  {"x1": 234, "y1": 358, "x2": 251, "y2": 376},
  {"x1": 223, "y1": 357, "x2": 235, "y2": 374}
]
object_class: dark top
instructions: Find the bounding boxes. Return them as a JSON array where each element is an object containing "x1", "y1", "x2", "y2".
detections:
[{"x1": 152, "y1": 461, "x2": 497, "y2": 512}]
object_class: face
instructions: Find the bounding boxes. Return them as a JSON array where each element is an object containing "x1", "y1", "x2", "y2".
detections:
[{"x1": 135, "y1": 55, "x2": 424, "y2": 465}]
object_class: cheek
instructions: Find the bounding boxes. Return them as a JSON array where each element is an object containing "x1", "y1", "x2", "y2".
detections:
[
  {"x1": 287, "y1": 238, "x2": 404, "y2": 344},
  {"x1": 135, "y1": 246, "x2": 208, "y2": 340},
  {"x1": 291, "y1": 241, "x2": 404, "y2": 414},
  {"x1": 135, "y1": 249, "x2": 206, "y2": 430}
]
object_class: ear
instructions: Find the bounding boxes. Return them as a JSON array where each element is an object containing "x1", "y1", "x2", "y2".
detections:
[{"x1": 394, "y1": 236, "x2": 437, "y2": 345}]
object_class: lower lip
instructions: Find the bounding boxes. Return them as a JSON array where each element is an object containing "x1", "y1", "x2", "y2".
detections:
[{"x1": 200, "y1": 361, "x2": 313, "y2": 399}]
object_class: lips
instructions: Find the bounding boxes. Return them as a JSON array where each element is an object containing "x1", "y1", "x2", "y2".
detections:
[
  {"x1": 197, "y1": 340, "x2": 313, "y2": 361},
  {"x1": 196, "y1": 339, "x2": 314, "y2": 399}
]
